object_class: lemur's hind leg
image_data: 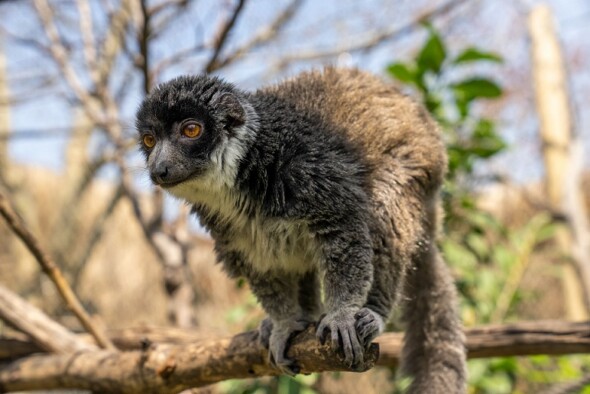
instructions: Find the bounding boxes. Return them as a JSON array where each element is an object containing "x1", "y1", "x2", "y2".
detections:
[
  {"x1": 355, "y1": 244, "x2": 401, "y2": 348},
  {"x1": 354, "y1": 161, "x2": 417, "y2": 349},
  {"x1": 259, "y1": 270, "x2": 321, "y2": 349},
  {"x1": 249, "y1": 272, "x2": 310, "y2": 375},
  {"x1": 298, "y1": 269, "x2": 323, "y2": 321}
]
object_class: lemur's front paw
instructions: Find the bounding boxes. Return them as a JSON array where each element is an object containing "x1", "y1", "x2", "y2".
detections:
[
  {"x1": 354, "y1": 307, "x2": 385, "y2": 349},
  {"x1": 316, "y1": 307, "x2": 364, "y2": 368},
  {"x1": 267, "y1": 318, "x2": 311, "y2": 375}
]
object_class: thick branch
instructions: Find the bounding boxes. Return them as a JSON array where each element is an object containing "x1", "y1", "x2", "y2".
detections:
[
  {"x1": 0, "y1": 284, "x2": 95, "y2": 354},
  {"x1": 378, "y1": 320, "x2": 590, "y2": 367},
  {"x1": 1, "y1": 321, "x2": 588, "y2": 392},
  {"x1": 0, "y1": 327, "x2": 378, "y2": 393},
  {"x1": 0, "y1": 192, "x2": 115, "y2": 350}
]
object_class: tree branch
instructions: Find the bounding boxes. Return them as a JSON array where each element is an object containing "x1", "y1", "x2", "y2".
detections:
[
  {"x1": 0, "y1": 284, "x2": 95, "y2": 354},
  {"x1": 274, "y1": 0, "x2": 469, "y2": 68},
  {"x1": 1, "y1": 321, "x2": 588, "y2": 392},
  {"x1": 0, "y1": 326, "x2": 378, "y2": 393},
  {"x1": 0, "y1": 192, "x2": 115, "y2": 350},
  {"x1": 211, "y1": 0, "x2": 303, "y2": 71},
  {"x1": 204, "y1": 0, "x2": 247, "y2": 73},
  {"x1": 378, "y1": 320, "x2": 590, "y2": 367},
  {"x1": 33, "y1": 0, "x2": 103, "y2": 125}
]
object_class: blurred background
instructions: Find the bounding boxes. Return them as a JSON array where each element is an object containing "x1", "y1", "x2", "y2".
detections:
[{"x1": 0, "y1": 0, "x2": 589, "y2": 393}]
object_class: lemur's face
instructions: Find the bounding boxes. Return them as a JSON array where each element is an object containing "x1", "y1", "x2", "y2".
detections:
[{"x1": 135, "y1": 76, "x2": 246, "y2": 190}]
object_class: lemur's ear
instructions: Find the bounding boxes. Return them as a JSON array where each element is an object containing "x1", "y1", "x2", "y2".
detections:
[{"x1": 213, "y1": 92, "x2": 246, "y2": 129}]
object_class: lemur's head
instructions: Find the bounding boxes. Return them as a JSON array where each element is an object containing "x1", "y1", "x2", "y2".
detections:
[{"x1": 136, "y1": 75, "x2": 255, "y2": 196}]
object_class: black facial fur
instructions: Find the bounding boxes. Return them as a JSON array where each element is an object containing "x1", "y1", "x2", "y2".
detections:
[{"x1": 136, "y1": 75, "x2": 246, "y2": 186}]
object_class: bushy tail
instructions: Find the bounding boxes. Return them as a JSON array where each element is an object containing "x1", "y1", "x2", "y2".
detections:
[{"x1": 401, "y1": 246, "x2": 467, "y2": 394}]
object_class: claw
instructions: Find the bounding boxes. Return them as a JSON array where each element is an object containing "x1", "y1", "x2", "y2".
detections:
[{"x1": 315, "y1": 308, "x2": 365, "y2": 367}]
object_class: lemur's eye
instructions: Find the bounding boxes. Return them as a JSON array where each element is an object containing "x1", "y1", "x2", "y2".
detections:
[
  {"x1": 143, "y1": 134, "x2": 156, "y2": 148},
  {"x1": 182, "y1": 123, "x2": 202, "y2": 138}
]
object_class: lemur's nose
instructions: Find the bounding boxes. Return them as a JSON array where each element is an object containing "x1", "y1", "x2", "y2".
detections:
[{"x1": 152, "y1": 161, "x2": 169, "y2": 183}]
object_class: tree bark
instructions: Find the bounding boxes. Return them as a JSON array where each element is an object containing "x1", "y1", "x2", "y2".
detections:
[{"x1": 1, "y1": 321, "x2": 588, "y2": 393}]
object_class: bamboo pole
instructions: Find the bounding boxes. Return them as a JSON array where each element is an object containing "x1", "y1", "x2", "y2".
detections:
[
  {"x1": 529, "y1": 4, "x2": 590, "y2": 320},
  {"x1": 0, "y1": 39, "x2": 10, "y2": 182}
]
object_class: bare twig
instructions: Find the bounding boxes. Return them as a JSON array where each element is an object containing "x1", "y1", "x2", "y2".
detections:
[
  {"x1": 95, "y1": 0, "x2": 136, "y2": 93},
  {"x1": 211, "y1": 0, "x2": 303, "y2": 71},
  {"x1": 148, "y1": 0, "x2": 187, "y2": 18},
  {"x1": 150, "y1": 44, "x2": 207, "y2": 81},
  {"x1": 33, "y1": 0, "x2": 102, "y2": 125},
  {"x1": 1, "y1": 321, "x2": 589, "y2": 392},
  {"x1": 0, "y1": 192, "x2": 115, "y2": 350},
  {"x1": 149, "y1": 0, "x2": 191, "y2": 41},
  {"x1": 0, "y1": 284, "x2": 95, "y2": 353},
  {"x1": 204, "y1": 0, "x2": 247, "y2": 73},
  {"x1": 138, "y1": 0, "x2": 153, "y2": 93},
  {"x1": 275, "y1": 0, "x2": 470, "y2": 67},
  {"x1": 76, "y1": 0, "x2": 98, "y2": 84}
]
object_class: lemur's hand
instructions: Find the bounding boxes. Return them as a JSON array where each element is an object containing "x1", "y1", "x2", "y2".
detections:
[{"x1": 316, "y1": 307, "x2": 364, "y2": 368}]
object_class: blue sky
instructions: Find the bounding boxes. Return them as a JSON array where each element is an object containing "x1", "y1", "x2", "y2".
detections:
[{"x1": 1, "y1": 0, "x2": 589, "y2": 184}]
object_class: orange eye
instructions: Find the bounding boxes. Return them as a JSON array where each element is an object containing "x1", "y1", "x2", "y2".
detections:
[
  {"x1": 143, "y1": 134, "x2": 156, "y2": 148},
  {"x1": 182, "y1": 123, "x2": 202, "y2": 138}
]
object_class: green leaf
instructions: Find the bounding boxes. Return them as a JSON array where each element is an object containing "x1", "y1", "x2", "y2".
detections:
[
  {"x1": 456, "y1": 96, "x2": 470, "y2": 119},
  {"x1": 469, "y1": 118, "x2": 507, "y2": 158},
  {"x1": 466, "y1": 233, "x2": 490, "y2": 260},
  {"x1": 417, "y1": 29, "x2": 446, "y2": 75},
  {"x1": 425, "y1": 94, "x2": 441, "y2": 113},
  {"x1": 386, "y1": 62, "x2": 418, "y2": 84},
  {"x1": 452, "y1": 78, "x2": 503, "y2": 102},
  {"x1": 454, "y1": 47, "x2": 503, "y2": 64}
]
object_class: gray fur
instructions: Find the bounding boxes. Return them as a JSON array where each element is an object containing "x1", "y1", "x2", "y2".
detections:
[{"x1": 136, "y1": 68, "x2": 467, "y2": 392}]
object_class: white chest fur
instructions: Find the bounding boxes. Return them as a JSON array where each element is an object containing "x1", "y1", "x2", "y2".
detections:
[
  {"x1": 230, "y1": 214, "x2": 321, "y2": 274},
  {"x1": 167, "y1": 174, "x2": 321, "y2": 274}
]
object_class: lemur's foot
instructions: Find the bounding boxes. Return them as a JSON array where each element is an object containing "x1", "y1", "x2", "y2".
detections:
[
  {"x1": 354, "y1": 307, "x2": 385, "y2": 349},
  {"x1": 265, "y1": 318, "x2": 311, "y2": 375},
  {"x1": 316, "y1": 307, "x2": 364, "y2": 368},
  {"x1": 258, "y1": 317, "x2": 273, "y2": 349}
]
